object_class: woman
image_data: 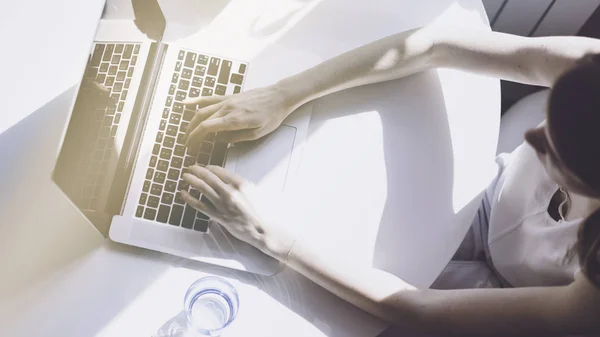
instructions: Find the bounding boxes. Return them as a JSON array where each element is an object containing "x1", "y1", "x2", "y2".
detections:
[{"x1": 180, "y1": 24, "x2": 600, "y2": 335}]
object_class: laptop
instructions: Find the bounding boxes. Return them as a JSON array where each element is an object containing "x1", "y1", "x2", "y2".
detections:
[{"x1": 52, "y1": 1, "x2": 313, "y2": 275}]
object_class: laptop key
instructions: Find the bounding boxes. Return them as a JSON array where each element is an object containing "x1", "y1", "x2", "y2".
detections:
[
  {"x1": 139, "y1": 193, "x2": 148, "y2": 204},
  {"x1": 197, "y1": 153, "x2": 210, "y2": 166},
  {"x1": 115, "y1": 113, "x2": 121, "y2": 123},
  {"x1": 205, "y1": 77, "x2": 215, "y2": 87},
  {"x1": 184, "y1": 156, "x2": 196, "y2": 167},
  {"x1": 180, "y1": 122, "x2": 189, "y2": 134},
  {"x1": 197, "y1": 54, "x2": 208, "y2": 65},
  {"x1": 181, "y1": 110, "x2": 195, "y2": 124},
  {"x1": 175, "y1": 61, "x2": 182, "y2": 72},
  {"x1": 125, "y1": 78, "x2": 131, "y2": 89},
  {"x1": 238, "y1": 63, "x2": 246, "y2": 74},
  {"x1": 182, "y1": 205, "x2": 196, "y2": 229},
  {"x1": 169, "y1": 114, "x2": 181, "y2": 125},
  {"x1": 102, "y1": 44, "x2": 114, "y2": 62},
  {"x1": 172, "y1": 156, "x2": 183, "y2": 169},
  {"x1": 178, "y1": 180, "x2": 189, "y2": 191},
  {"x1": 116, "y1": 71, "x2": 126, "y2": 81},
  {"x1": 160, "y1": 148, "x2": 172, "y2": 160},
  {"x1": 177, "y1": 133, "x2": 186, "y2": 145},
  {"x1": 159, "y1": 120, "x2": 167, "y2": 131},
  {"x1": 123, "y1": 44, "x2": 133, "y2": 59},
  {"x1": 143, "y1": 207, "x2": 157, "y2": 220},
  {"x1": 169, "y1": 85, "x2": 176, "y2": 95},
  {"x1": 161, "y1": 192, "x2": 174, "y2": 204},
  {"x1": 136, "y1": 206, "x2": 144, "y2": 217},
  {"x1": 208, "y1": 57, "x2": 220, "y2": 76},
  {"x1": 157, "y1": 160, "x2": 169, "y2": 172},
  {"x1": 167, "y1": 125, "x2": 178, "y2": 136},
  {"x1": 210, "y1": 142, "x2": 227, "y2": 166},
  {"x1": 91, "y1": 44, "x2": 105, "y2": 67},
  {"x1": 230, "y1": 73, "x2": 244, "y2": 85},
  {"x1": 166, "y1": 96, "x2": 173, "y2": 107},
  {"x1": 121, "y1": 90, "x2": 128, "y2": 100},
  {"x1": 194, "y1": 219, "x2": 209, "y2": 232},
  {"x1": 215, "y1": 85, "x2": 226, "y2": 96},
  {"x1": 202, "y1": 88, "x2": 213, "y2": 96},
  {"x1": 178, "y1": 79, "x2": 190, "y2": 91},
  {"x1": 178, "y1": 50, "x2": 185, "y2": 60},
  {"x1": 106, "y1": 76, "x2": 115, "y2": 86},
  {"x1": 184, "y1": 52, "x2": 197, "y2": 68},
  {"x1": 194, "y1": 65, "x2": 206, "y2": 76},
  {"x1": 175, "y1": 90, "x2": 187, "y2": 101},
  {"x1": 149, "y1": 155, "x2": 157, "y2": 167},
  {"x1": 115, "y1": 44, "x2": 124, "y2": 53},
  {"x1": 143, "y1": 180, "x2": 151, "y2": 192},
  {"x1": 168, "y1": 204, "x2": 184, "y2": 225},
  {"x1": 165, "y1": 180, "x2": 177, "y2": 192},
  {"x1": 131, "y1": 55, "x2": 137, "y2": 65},
  {"x1": 154, "y1": 171, "x2": 166, "y2": 184},
  {"x1": 134, "y1": 44, "x2": 140, "y2": 54},
  {"x1": 172, "y1": 102, "x2": 183, "y2": 113},
  {"x1": 182, "y1": 68, "x2": 193, "y2": 79},
  {"x1": 162, "y1": 108, "x2": 170, "y2": 119},
  {"x1": 156, "y1": 131, "x2": 164, "y2": 143},
  {"x1": 192, "y1": 76, "x2": 203, "y2": 88},
  {"x1": 119, "y1": 60, "x2": 129, "y2": 71},
  {"x1": 146, "y1": 168, "x2": 154, "y2": 180},
  {"x1": 150, "y1": 184, "x2": 162, "y2": 196},
  {"x1": 127, "y1": 67, "x2": 134, "y2": 77},
  {"x1": 148, "y1": 196, "x2": 160, "y2": 208},
  {"x1": 174, "y1": 145, "x2": 186, "y2": 157},
  {"x1": 157, "y1": 205, "x2": 170, "y2": 223},
  {"x1": 111, "y1": 54, "x2": 121, "y2": 65},
  {"x1": 153, "y1": 144, "x2": 160, "y2": 155},
  {"x1": 168, "y1": 168, "x2": 180, "y2": 181},
  {"x1": 218, "y1": 60, "x2": 232, "y2": 85},
  {"x1": 233, "y1": 85, "x2": 241, "y2": 94},
  {"x1": 172, "y1": 73, "x2": 179, "y2": 83},
  {"x1": 163, "y1": 136, "x2": 175, "y2": 148},
  {"x1": 189, "y1": 88, "x2": 200, "y2": 98},
  {"x1": 113, "y1": 82, "x2": 123, "y2": 93}
]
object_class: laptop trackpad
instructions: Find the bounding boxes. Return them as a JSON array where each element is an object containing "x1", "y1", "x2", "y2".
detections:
[{"x1": 228, "y1": 125, "x2": 296, "y2": 192}]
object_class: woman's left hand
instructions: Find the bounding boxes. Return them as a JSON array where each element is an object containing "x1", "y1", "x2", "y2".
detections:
[{"x1": 181, "y1": 165, "x2": 295, "y2": 261}]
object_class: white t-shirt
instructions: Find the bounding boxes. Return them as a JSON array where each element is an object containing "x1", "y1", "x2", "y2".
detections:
[{"x1": 488, "y1": 142, "x2": 582, "y2": 287}]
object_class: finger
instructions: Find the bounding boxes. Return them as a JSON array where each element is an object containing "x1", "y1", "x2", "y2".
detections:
[
  {"x1": 185, "y1": 104, "x2": 223, "y2": 142},
  {"x1": 180, "y1": 190, "x2": 220, "y2": 219},
  {"x1": 187, "y1": 165, "x2": 230, "y2": 195},
  {"x1": 186, "y1": 117, "x2": 247, "y2": 147},
  {"x1": 182, "y1": 172, "x2": 220, "y2": 203},
  {"x1": 215, "y1": 128, "x2": 262, "y2": 143},
  {"x1": 182, "y1": 95, "x2": 226, "y2": 108},
  {"x1": 205, "y1": 165, "x2": 245, "y2": 188}
]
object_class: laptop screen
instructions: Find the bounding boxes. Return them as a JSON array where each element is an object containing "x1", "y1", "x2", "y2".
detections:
[{"x1": 52, "y1": 0, "x2": 165, "y2": 236}]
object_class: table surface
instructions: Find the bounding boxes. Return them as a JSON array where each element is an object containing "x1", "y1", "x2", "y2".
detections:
[{"x1": 0, "y1": 1, "x2": 500, "y2": 336}]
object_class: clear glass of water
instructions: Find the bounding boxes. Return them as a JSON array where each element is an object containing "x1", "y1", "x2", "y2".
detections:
[{"x1": 183, "y1": 276, "x2": 239, "y2": 336}]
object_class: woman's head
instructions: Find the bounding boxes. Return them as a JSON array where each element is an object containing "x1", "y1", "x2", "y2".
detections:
[
  {"x1": 525, "y1": 53, "x2": 600, "y2": 287},
  {"x1": 525, "y1": 54, "x2": 600, "y2": 198}
]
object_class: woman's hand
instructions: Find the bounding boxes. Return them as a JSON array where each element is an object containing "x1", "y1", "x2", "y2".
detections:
[
  {"x1": 181, "y1": 165, "x2": 296, "y2": 261},
  {"x1": 182, "y1": 84, "x2": 302, "y2": 148}
]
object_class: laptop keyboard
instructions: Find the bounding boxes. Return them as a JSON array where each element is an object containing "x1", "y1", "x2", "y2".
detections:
[
  {"x1": 134, "y1": 49, "x2": 247, "y2": 232},
  {"x1": 77, "y1": 42, "x2": 141, "y2": 210}
]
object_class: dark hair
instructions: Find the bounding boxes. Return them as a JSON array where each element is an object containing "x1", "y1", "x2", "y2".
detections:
[
  {"x1": 577, "y1": 208, "x2": 600, "y2": 288},
  {"x1": 548, "y1": 54, "x2": 600, "y2": 192},
  {"x1": 549, "y1": 54, "x2": 600, "y2": 287}
]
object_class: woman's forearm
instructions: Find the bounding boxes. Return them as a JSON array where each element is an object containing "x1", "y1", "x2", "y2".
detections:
[
  {"x1": 261, "y1": 230, "x2": 421, "y2": 324},
  {"x1": 276, "y1": 26, "x2": 437, "y2": 109}
]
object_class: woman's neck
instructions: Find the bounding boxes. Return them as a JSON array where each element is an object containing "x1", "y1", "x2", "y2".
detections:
[{"x1": 565, "y1": 191, "x2": 600, "y2": 221}]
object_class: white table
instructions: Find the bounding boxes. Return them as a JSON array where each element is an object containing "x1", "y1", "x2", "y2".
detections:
[{"x1": 0, "y1": 1, "x2": 500, "y2": 336}]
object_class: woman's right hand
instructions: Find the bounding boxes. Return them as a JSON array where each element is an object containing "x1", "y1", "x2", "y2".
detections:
[{"x1": 183, "y1": 84, "x2": 302, "y2": 147}]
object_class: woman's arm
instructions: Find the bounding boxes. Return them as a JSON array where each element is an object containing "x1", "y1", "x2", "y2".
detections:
[
  {"x1": 183, "y1": 24, "x2": 600, "y2": 144},
  {"x1": 283, "y1": 236, "x2": 600, "y2": 336},
  {"x1": 182, "y1": 165, "x2": 600, "y2": 336}
]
